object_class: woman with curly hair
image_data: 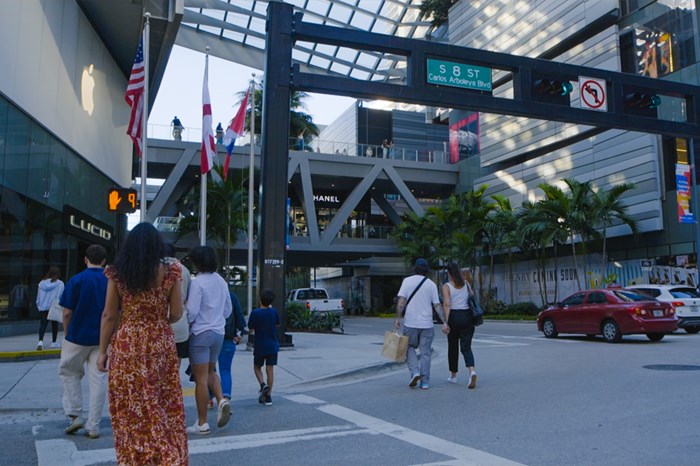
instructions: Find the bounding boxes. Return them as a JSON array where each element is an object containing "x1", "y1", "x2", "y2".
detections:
[{"x1": 97, "y1": 222, "x2": 188, "y2": 465}]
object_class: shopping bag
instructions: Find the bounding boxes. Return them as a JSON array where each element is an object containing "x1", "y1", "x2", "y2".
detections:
[
  {"x1": 381, "y1": 331, "x2": 408, "y2": 362},
  {"x1": 47, "y1": 299, "x2": 63, "y2": 322}
]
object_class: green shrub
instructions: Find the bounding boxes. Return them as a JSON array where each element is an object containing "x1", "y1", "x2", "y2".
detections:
[
  {"x1": 485, "y1": 300, "x2": 507, "y2": 315},
  {"x1": 286, "y1": 302, "x2": 344, "y2": 333},
  {"x1": 505, "y1": 302, "x2": 540, "y2": 316}
]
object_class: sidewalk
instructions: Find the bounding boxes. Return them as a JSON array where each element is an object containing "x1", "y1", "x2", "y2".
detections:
[{"x1": 0, "y1": 326, "x2": 402, "y2": 418}]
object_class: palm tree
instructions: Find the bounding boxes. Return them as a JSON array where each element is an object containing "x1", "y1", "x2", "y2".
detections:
[
  {"x1": 419, "y1": 0, "x2": 459, "y2": 28},
  {"x1": 237, "y1": 82, "x2": 319, "y2": 149},
  {"x1": 488, "y1": 195, "x2": 517, "y2": 303},
  {"x1": 177, "y1": 165, "x2": 250, "y2": 275},
  {"x1": 592, "y1": 182, "x2": 638, "y2": 276}
]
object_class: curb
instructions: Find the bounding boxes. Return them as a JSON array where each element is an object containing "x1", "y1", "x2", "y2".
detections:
[{"x1": 0, "y1": 349, "x2": 61, "y2": 363}]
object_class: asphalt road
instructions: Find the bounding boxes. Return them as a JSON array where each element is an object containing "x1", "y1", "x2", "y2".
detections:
[{"x1": 6, "y1": 319, "x2": 700, "y2": 466}]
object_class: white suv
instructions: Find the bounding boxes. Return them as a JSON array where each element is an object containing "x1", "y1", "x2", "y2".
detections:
[{"x1": 626, "y1": 284, "x2": 700, "y2": 334}]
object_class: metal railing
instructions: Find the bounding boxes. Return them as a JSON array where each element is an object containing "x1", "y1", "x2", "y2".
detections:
[{"x1": 146, "y1": 123, "x2": 451, "y2": 165}]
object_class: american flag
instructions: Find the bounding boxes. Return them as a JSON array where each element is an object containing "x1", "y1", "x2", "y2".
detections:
[
  {"x1": 201, "y1": 58, "x2": 216, "y2": 174},
  {"x1": 222, "y1": 89, "x2": 250, "y2": 180},
  {"x1": 125, "y1": 38, "x2": 145, "y2": 156}
]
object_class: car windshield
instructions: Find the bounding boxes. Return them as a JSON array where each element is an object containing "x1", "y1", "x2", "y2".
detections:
[
  {"x1": 669, "y1": 288, "x2": 700, "y2": 299},
  {"x1": 612, "y1": 290, "x2": 652, "y2": 302}
]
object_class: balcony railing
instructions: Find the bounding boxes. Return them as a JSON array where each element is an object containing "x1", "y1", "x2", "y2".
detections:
[{"x1": 147, "y1": 123, "x2": 451, "y2": 165}]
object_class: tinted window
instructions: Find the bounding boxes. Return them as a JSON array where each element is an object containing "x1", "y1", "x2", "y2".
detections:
[
  {"x1": 629, "y1": 287, "x2": 660, "y2": 298},
  {"x1": 669, "y1": 288, "x2": 700, "y2": 299},
  {"x1": 562, "y1": 294, "x2": 585, "y2": 306},
  {"x1": 613, "y1": 290, "x2": 651, "y2": 302},
  {"x1": 587, "y1": 292, "x2": 607, "y2": 304}
]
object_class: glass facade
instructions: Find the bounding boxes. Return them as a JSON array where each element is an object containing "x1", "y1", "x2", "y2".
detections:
[
  {"x1": 620, "y1": 0, "x2": 698, "y2": 76},
  {"x1": 0, "y1": 93, "x2": 119, "y2": 322}
]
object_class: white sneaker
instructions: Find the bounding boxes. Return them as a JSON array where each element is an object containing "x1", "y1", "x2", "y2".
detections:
[
  {"x1": 186, "y1": 421, "x2": 210, "y2": 435},
  {"x1": 51, "y1": 342, "x2": 61, "y2": 349},
  {"x1": 64, "y1": 416, "x2": 83, "y2": 434},
  {"x1": 468, "y1": 372, "x2": 478, "y2": 389},
  {"x1": 447, "y1": 376, "x2": 457, "y2": 384},
  {"x1": 217, "y1": 399, "x2": 231, "y2": 428},
  {"x1": 37, "y1": 340, "x2": 43, "y2": 351}
]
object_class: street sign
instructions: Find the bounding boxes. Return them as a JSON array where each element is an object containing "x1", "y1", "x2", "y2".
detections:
[
  {"x1": 426, "y1": 58, "x2": 492, "y2": 92},
  {"x1": 579, "y1": 76, "x2": 607, "y2": 111},
  {"x1": 641, "y1": 260, "x2": 652, "y2": 271}
]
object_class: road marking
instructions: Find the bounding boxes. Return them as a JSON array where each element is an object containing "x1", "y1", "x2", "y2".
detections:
[
  {"x1": 472, "y1": 338, "x2": 528, "y2": 347},
  {"x1": 34, "y1": 425, "x2": 370, "y2": 465},
  {"x1": 34, "y1": 396, "x2": 526, "y2": 466},
  {"x1": 295, "y1": 395, "x2": 527, "y2": 466}
]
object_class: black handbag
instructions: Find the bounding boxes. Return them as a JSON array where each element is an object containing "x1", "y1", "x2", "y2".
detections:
[{"x1": 467, "y1": 282, "x2": 484, "y2": 326}]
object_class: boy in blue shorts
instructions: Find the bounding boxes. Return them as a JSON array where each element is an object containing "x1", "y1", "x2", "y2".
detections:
[{"x1": 247, "y1": 289, "x2": 279, "y2": 406}]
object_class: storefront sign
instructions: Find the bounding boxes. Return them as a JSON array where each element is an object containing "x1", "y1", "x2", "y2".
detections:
[{"x1": 62, "y1": 205, "x2": 114, "y2": 245}]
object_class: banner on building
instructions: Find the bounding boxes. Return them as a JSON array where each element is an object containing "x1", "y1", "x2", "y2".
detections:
[{"x1": 676, "y1": 163, "x2": 694, "y2": 223}]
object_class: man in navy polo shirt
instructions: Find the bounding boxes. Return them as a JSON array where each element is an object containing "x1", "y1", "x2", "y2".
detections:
[{"x1": 58, "y1": 244, "x2": 108, "y2": 439}]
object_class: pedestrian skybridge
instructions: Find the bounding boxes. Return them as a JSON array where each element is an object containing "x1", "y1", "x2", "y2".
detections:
[{"x1": 144, "y1": 138, "x2": 459, "y2": 266}]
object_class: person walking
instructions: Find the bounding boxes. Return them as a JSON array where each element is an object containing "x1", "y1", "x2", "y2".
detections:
[
  {"x1": 218, "y1": 291, "x2": 247, "y2": 403},
  {"x1": 97, "y1": 223, "x2": 188, "y2": 465},
  {"x1": 394, "y1": 258, "x2": 445, "y2": 389},
  {"x1": 171, "y1": 116, "x2": 184, "y2": 140},
  {"x1": 58, "y1": 244, "x2": 108, "y2": 439},
  {"x1": 186, "y1": 245, "x2": 232, "y2": 435},
  {"x1": 442, "y1": 263, "x2": 477, "y2": 389},
  {"x1": 36, "y1": 266, "x2": 64, "y2": 350},
  {"x1": 248, "y1": 289, "x2": 279, "y2": 406}
]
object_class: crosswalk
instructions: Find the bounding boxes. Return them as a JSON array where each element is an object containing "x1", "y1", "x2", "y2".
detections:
[{"x1": 34, "y1": 395, "x2": 527, "y2": 466}]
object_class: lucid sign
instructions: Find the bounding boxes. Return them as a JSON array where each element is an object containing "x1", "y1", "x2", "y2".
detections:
[{"x1": 62, "y1": 205, "x2": 114, "y2": 245}]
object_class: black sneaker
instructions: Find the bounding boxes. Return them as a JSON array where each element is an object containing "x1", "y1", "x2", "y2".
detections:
[
  {"x1": 265, "y1": 394, "x2": 272, "y2": 406},
  {"x1": 258, "y1": 384, "x2": 269, "y2": 404}
]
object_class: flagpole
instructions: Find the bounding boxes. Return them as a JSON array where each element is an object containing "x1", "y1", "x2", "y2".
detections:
[
  {"x1": 247, "y1": 75, "x2": 256, "y2": 312},
  {"x1": 140, "y1": 13, "x2": 150, "y2": 223},
  {"x1": 200, "y1": 47, "x2": 210, "y2": 246}
]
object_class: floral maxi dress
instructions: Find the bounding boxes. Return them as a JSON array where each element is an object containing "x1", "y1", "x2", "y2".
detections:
[{"x1": 105, "y1": 264, "x2": 188, "y2": 465}]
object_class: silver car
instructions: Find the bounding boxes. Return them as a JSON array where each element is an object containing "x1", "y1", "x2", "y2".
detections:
[{"x1": 625, "y1": 284, "x2": 700, "y2": 334}]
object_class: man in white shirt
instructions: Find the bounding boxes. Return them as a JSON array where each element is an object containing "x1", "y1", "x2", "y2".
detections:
[{"x1": 394, "y1": 258, "x2": 446, "y2": 389}]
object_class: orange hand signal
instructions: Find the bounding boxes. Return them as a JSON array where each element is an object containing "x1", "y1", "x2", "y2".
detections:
[{"x1": 109, "y1": 190, "x2": 122, "y2": 210}]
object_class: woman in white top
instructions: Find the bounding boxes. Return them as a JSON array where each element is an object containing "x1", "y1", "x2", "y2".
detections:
[
  {"x1": 36, "y1": 266, "x2": 64, "y2": 350},
  {"x1": 441, "y1": 263, "x2": 477, "y2": 389}
]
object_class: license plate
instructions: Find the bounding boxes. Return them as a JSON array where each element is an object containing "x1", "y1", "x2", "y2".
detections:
[
  {"x1": 653, "y1": 310, "x2": 663, "y2": 317},
  {"x1": 691, "y1": 306, "x2": 699, "y2": 312}
]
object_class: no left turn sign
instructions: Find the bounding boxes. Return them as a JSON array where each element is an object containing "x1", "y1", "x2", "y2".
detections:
[{"x1": 579, "y1": 76, "x2": 607, "y2": 112}]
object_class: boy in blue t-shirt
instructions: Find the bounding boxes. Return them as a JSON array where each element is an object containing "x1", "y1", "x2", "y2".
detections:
[{"x1": 247, "y1": 289, "x2": 279, "y2": 406}]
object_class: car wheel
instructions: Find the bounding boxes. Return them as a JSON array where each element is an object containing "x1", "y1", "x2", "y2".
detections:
[
  {"x1": 646, "y1": 333, "x2": 665, "y2": 342},
  {"x1": 684, "y1": 327, "x2": 700, "y2": 334},
  {"x1": 542, "y1": 319, "x2": 558, "y2": 338},
  {"x1": 601, "y1": 319, "x2": 622, "y2": 343}
]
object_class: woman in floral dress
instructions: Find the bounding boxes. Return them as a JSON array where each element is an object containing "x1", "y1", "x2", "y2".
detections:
[{"x1": 97, "y1": 222, "x2": 188, "y2": 465}]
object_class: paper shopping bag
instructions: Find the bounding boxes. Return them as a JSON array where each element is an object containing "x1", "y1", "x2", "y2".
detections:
[{"x1": 381, "y1": 331, "x2": 408, "y2": 362}]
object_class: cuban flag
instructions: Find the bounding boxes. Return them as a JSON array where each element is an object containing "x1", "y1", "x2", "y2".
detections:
[
  {"x1": 200, "y1": 58, "x2": 216, "y2": 174},
  {"x1": 222, "y1": 89, "x2": 250, "y2": 180}
]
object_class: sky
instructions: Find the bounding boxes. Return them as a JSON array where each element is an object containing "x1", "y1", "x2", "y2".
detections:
[{"x1": 148, "y1": 46, "x2": 357, "y2": 142}]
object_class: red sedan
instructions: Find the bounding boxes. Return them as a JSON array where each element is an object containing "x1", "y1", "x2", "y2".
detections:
[{"x1": 537, "y1": 288, "x2": 678, "y2": 343}]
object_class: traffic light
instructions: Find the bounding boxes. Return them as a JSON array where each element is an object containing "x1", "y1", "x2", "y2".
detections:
[
  {"x1": 532, "y1": 78, "x2": 573, "y2": 105},
  {"x1": 624, "y1": 92, "x2": 660, "y2": 117},
  {"x1": 107, "y1": 188, "x2": 138, "y2": 213},
  {"x1": 534, "y1": 79, "x2": 574, "y2": 96}
]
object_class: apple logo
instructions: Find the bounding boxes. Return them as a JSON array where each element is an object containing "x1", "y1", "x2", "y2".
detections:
[{"x1": 81, "y1": 64, "x2": 95, "y2": 115}]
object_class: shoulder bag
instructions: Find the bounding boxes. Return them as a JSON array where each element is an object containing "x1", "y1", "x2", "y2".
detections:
[
  {"x1": 47, "y1": 299, "x2": 63, "y2": 322},
  {"x1": 466, "y1": 281, "x2": 484, "y2": 326}
]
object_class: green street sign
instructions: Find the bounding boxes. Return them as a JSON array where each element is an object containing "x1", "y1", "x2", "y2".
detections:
[{"x1": 426, "y1": 58, "x2": 492, "y2": 92}]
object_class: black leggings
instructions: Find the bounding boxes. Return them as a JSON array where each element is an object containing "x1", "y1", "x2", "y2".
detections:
[
  {"x1": 38, "y1": 311, "x2": 58, "y2": 343},
  {"x1": 447, "y1": 309, "x2": 475, "y2": 372}
]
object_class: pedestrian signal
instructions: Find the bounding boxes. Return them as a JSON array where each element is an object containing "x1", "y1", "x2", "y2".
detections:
[{"x1": 108, "y1": 188, "x2": 138, "y2": 213}]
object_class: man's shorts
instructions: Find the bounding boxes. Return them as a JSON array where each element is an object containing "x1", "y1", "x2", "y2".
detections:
[
  {"x1": 188, "y1": 330, "x2": 223, "y2": 365},
  {"x1": 254, "y1": 353, "x2": 278, "y2": 367}
]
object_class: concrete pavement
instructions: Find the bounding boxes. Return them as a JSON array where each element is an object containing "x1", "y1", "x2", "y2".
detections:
[{"x1": 0, "y1": 319, "x2": 404, "y2": 423}]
